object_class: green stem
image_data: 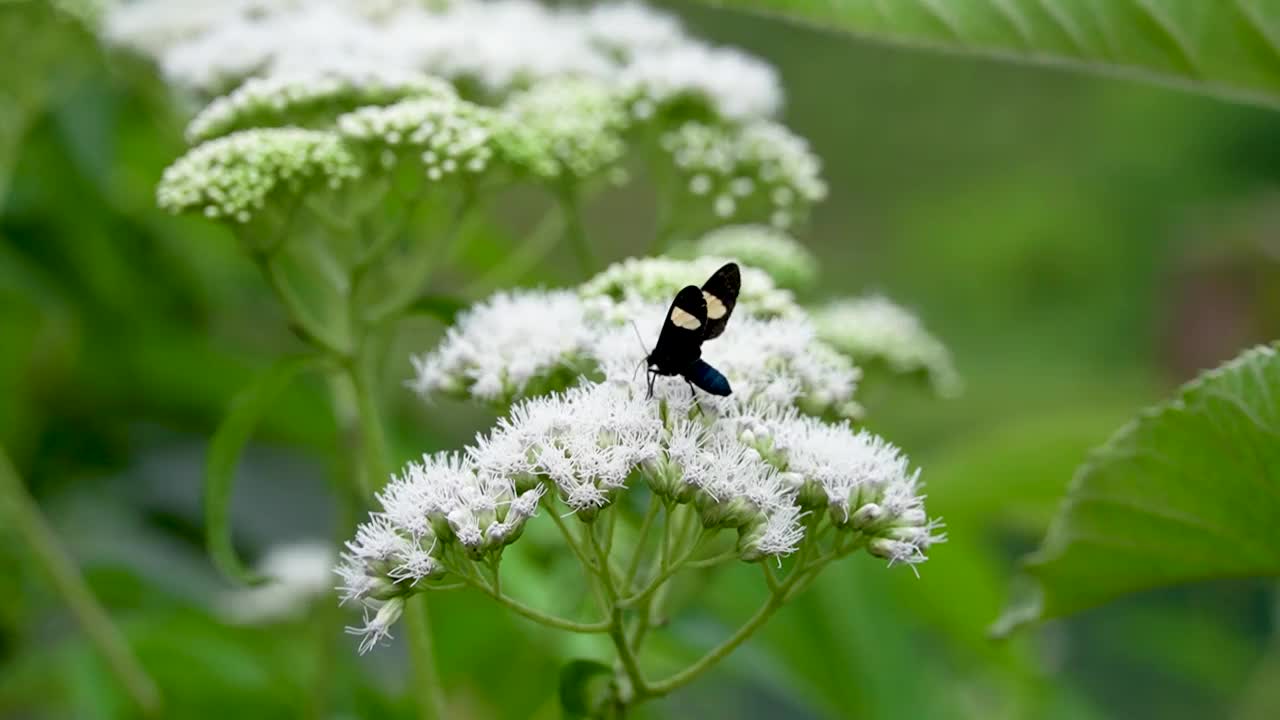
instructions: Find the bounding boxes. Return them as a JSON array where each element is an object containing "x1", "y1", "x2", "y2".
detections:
[
  {"x1": 404, "y1": 595, "x2": 446, "y2": 720},
  {"x1": 461, "y1": 204, "x2": 564, "y2": 296},
  {"x1": 544, "y1": 499, "x2": 605, "y2": 598},
  {"x1": 345, "y1": 356, "x2": 389, "y2": 497},
  {"x1": 455, "y1": 573, "x2": 609, "y2": 633},
  {"x1": 620, "y1": 528, "x2": 710, "y2": 608},
  {"x1": 623, "y1": 498, "x2": 660, "y2": 592},
  {"x1": 646, "y1": 590, "x2": 785, "y2": 698},
  {"x1": 609, "y1": 607, "x2": 650, "y2": 702},
  {"x1": 558, "y1": 182, "x2": 594, "y2": 275},
  {"x1": 0, "y1": 448, "x2": 162, "y2": 718},
  {"x1": 255, "y1": 253, "x2": 350, "y2": 356}
]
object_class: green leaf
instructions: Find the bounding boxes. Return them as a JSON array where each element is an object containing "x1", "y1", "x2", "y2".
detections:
[
  {"x1": 705, "y1": 0, "x2": 1280, "y2": 109},
  {"x1": 557, "y1": 659, "x2": 613, "y2": 719},
  {"x1": 404, "y1": 294, "x2": 469, "y2": 325},
  {"x1": 994, "y1": 343, "x2": 1280, "y2": 636},
  {"x1": 204, "y1": 354, "x2": 323, "y2": 586}
]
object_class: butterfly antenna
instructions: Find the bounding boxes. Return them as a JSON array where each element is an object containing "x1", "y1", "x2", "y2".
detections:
[{"x1": 630, "y1": 320, "x2": 648, "y2": 383}]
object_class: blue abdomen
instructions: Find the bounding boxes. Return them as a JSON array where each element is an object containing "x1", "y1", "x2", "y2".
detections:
[{"x1": 686, "y1": 360, "x2": 732, "y2": 396}]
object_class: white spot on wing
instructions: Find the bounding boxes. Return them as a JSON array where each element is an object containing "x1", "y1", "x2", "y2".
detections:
[
  {"x1": 704, "y1": 291, "x2": 727, "y2": 320},
  {"x1": 671, "y1": 306, "x2": 702, "y2": 330}
]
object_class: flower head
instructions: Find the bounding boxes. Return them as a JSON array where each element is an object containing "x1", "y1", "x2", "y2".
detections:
[
  {"x1": 812, "y1": 296, "x2": 961, "y2": 397},
  {"x1": 684, "y1": 225, "x2": 817, "y2": 291},
  {"x1": 495, "y1": 78, "x2": 630, "y2": 180},
  {"x1": 335, "y1": 452, "x2": 544, "y2": 608},
  {"x1": 620, "y1": 43, "x2": 782, "y2": 122},
  {"x1": 581, "y1": 2, "x2": 686, "y2": 57},
  {"x1": 186, "y1": 68, "x2": 455, "y2": 143},
  {"x1": 661, "y1": 120, "x2": 826, "y2": 230},
  {"x1": 337, "y1": 94, "x2": 498, "y2": 181},
  {"x1": 745, "y1": 413, "x2": 944, "y2": 568},
  {"x1": 478, "y1": 382, "x2": 663, "y2": 517},
  {"x1": 157, "y1": 127, "x2": 362, "y2": 222},
  {"x1": 409, "y1": 289, "x2": 596, "y2": 404},
  {"x1": 581, "y1": 256, "x2": 799, "y2": 319}
]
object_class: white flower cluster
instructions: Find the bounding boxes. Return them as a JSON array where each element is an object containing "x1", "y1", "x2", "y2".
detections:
[
  {"x1": 495, "y1": 78, "x2": 630, "y2": 179},
  {"x1": 408, "y1": 289, "x2": 596, "y2": 404},
  {"x1": 620, "y1": 43, "x2": 782, "y2": 122},
  {"x1": 662, "y1": 120, "x2": 827, "y2": 230},
  {"x1": 344, "y1": 253, "x2": 941, "y2": 651},
  {"x1": 336, "y1": 95, "x2": 497, "y2": 181},
  {"x1": 335, "y1": 451, "x2": 544, "y2": 651},
  {"x1": 186, "y1": 68, "x2": 455, "y2": 143},
  {"x1": 103, "y1": 0, "x2": 784, "y2": 124},
  {"x1": 812, "y1": 296, "x2": 961, "y2": 397},
  {"x1": 156, "y1": 127, "x2": 362, "y2": 222},
  {"x1": 590, "y1": 308, "x2": 861, "y2": 419},
  {"x1": 475, "y1": 382, "x2": 662, "y2": 517},
  {"x1": 684, "y1": 225, "x2": 818, "y2": 291},
  {"x1": 411, "y1": 257, "x2": 859, "y2": 413},
  {"x1": 742, "y1": 412, "x2": 945, "y2": 569},
  {"x1": 580, "y1": 255, "x2": 799, "y2": 319}
]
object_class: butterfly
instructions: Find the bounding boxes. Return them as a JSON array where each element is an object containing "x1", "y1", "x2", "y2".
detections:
[{"x1": 645, "y1": 262, "x2": 740, "y2": 399}]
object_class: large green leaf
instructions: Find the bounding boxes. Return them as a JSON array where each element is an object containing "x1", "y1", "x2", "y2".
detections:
[
  {"x1": 205, "y1": 354, "x2": 323, "y2": 585},
  {"x1": 706, "y1": 0, "x2": 1280, "y2": 109},
  {"x1": 995, "y1": 343, "x2": 1280, "y2": 635}
]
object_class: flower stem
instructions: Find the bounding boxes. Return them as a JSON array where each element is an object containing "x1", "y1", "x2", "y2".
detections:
[
  {"x1": 0, "y1": 448, "x2": 162, "y2": 718},
  {"x1": 558, "y1": 182, "x2": 594, "y2": 275},
  {"x1": 623, "y1": 498, "x2": 660, "y2": 591},
  {"x1": 456, "y1": 572, "x2": 609, "y2": 633},
  {"x1": 404, "y1": 595, "x2": 446, "y2": 720},
  {"x1": 646, "y1": 590, "x2": 784, "y2": 698}
]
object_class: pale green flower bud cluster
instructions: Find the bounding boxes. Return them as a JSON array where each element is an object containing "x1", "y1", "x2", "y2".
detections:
[
  {"x1": 812, "y1": 296, "x2": 961, "y2": 397},
  {"x1": 495, "y1": 78, "x2": 630, "y2": 180},
  {"x1": 186, "y1": 68, "x2": 456, "y2": 143},
  {"x1": 157, "y1": 128, "x2": 363, "y2": 222},
  {"x1": 336, "y1": 95, "x2": 497, "y2": 181},
  {"x1": 661, "y1": 120, "x2": 827, "y2": 230},
  {"x1": 579, "y1": 255, "x2": 799, "y2": 319},
  {"x1": 683, "y1": 225, "x2": 818, "y2": 291}
]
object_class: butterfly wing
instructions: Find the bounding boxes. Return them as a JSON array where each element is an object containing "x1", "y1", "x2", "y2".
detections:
[
  {"x1": 647, "y1": 285, "x2": 707, "y2": 374},
  {"x1": 700, "y1": 262, "x2": 741, "y2": 340}
]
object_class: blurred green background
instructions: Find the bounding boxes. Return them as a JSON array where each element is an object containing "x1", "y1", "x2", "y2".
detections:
[{"x1": 4, "y1": 2, "x2": 1280, "y2": 718}]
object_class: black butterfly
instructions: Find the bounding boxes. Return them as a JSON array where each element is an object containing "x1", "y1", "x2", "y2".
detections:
[{"x1": 645, "y1": 262, "x2": 740, "y2": 398}]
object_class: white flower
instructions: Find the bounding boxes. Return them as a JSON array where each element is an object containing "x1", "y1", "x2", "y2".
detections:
[
  {"x1": 581, "y1": 2, "x2": 686, "y2": 57},
  {"x1": 812, "y1": 296, "x2": 961, "y2": 397},
  {"x1": 186, "y1": 67, "x2": 455, "y2": 143},
  {"x1": 157, "y1": 127, "x2": 362, "y2": 222},
  {"x1": 480, "y1": 382, "x2": 663, "y2": 515},
  {"x1": 581, "y1": 255, "x2": 800, "y2": 319},
  {"x1": 687, "y1": 225, "x2": 817, "y2": 291},
  {"x1": 591, "y1": 308, "x2": 861, "y2": 419},
  {"x1": 748, "y1": 413, "x2": 943, "y2": 568},
  {"x1": 495, "y1": 78, "x2": 630, "y2": 179},
  {"x1": 618, "y1": 43, "x2": 782, "y2": 121},
  {"x1": 337, "y1": 95, "x2": 498, "y2": 180},
  {"x1": 335, "y1": 451, "x2": 544, "y2": 612},
  {"x1": 661, "y1": 120, "x2": 825, "y2": 229},
  {"x1": 346, "y1": 595, "x2": 405, "y2": 655},
  {"x1": 409, "y1": 289, "x2": 595, "y2": 403},
  {"x1": 219, "y1": 541, "x2": 335, "y2": 624},
  {"x1": 399, "y1": 0, "x2": 615, "y2": 96}
]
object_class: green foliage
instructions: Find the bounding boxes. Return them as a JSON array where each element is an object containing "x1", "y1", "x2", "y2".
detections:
[
  {"x1": 705, "y1": 0, "x2": 1280, "y2": 108},
  {"x1": 996, "y1": 343, "x2": 1280, "y2": 635}
]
